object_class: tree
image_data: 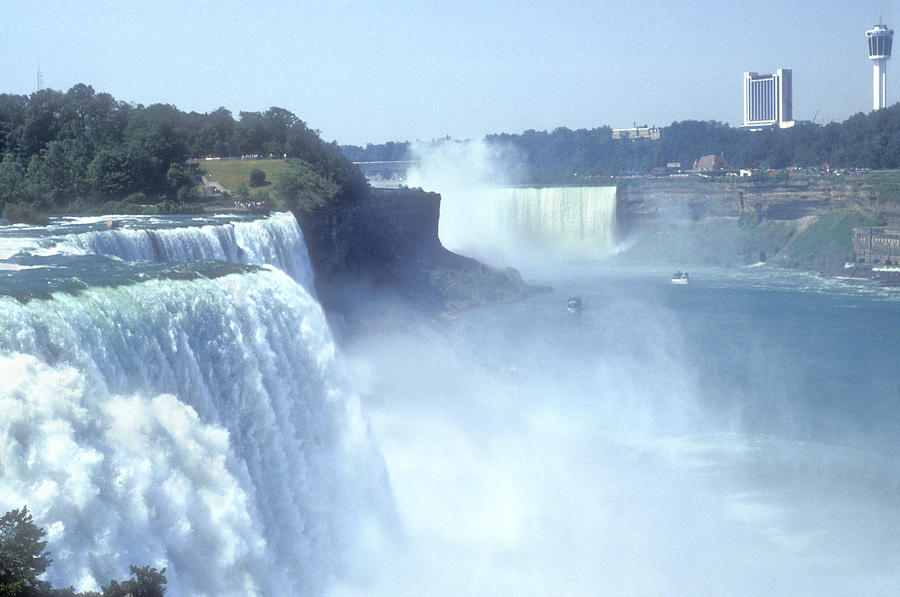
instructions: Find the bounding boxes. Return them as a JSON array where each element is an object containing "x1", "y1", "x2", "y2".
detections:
[
  {"x1": 101, "y1": 566, "x2": 166, "y2": 597},
  {"x1": 0, "y1": 506, "x2": 52, "y2": 596},
  {"x1": 248, "y1": 168, "x2": 266, "y2": 187},
  {"x1": 275, "y1": 168, "x2": 332, "y2": 211}
]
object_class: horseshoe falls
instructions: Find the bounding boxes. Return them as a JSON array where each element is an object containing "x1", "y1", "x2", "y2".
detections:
[
  {"x1": 340, "y1": 172, "x2": 898, "y2": 595},
  {"x1": 437, "y1": 186, "x2": 617, "y2": 266},
  {"x1": 0, "y1": 214, "x2": 394, "y2": 596}
]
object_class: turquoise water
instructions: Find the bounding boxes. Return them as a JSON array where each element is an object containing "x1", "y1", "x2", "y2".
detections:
[
  {"x1": 2, "y1": 208, "x2": 898, "y2": 595},
  {"x1": 460, "y1": 263, "x2": 900, "y2": 450}
]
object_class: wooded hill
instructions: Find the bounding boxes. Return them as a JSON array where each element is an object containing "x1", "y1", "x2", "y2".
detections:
[
  {"x1": 0, "y1": 84, "x2": 367, "y2": 220},
  {"x1": 341, "y1": 104, "x2": 900, "y2": 184}
]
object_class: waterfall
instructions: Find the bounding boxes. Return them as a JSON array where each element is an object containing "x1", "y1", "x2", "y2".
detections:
[
  {"x1": 0, "y1": 215, "x2": 394, "y2": 596},
  {"x1": 438, "y1": 186, "x2": 617, "y2": 264},
  {"x1": 50, "y1": 212, "x2": 315, "y2": 289}
]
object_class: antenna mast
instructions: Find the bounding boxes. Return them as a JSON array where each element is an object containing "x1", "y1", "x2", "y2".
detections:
[{"x1": 36, "y1": 56, "x2": 44, "y2": 90}]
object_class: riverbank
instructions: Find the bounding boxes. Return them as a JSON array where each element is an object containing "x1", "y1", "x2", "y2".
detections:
[{"x1": 615, "y1": 177, "x2": 900, "y2": 284}]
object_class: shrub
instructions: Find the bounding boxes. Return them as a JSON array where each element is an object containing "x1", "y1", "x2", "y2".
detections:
[
  {"x1": 2, "y1": 202, "x2": 50, "y2": 225},
  {"x1": 124, "y1": 192, "x2": 148, "y2": 204},
  {"x1": 249, "y1": 168, "x2": 266, "y2": 187}
]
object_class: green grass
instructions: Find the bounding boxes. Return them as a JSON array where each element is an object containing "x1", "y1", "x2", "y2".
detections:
[
  {"x1": 197, "y1": 159, "x2": 297, "y2": 196},
  {"x1": 774, "y1": 212, "x2": 886, "y2": 272},
  {"x1": 859, "y1": 169, "x2": 900, "y2": 203},
  {"x1": 620, "y1": 220, "x2": 795, "y2": 266}
]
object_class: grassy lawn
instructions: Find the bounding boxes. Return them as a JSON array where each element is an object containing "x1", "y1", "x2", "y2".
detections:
[
  {"x1": 860, "y1": 169, "x2": 900, "y2": 203},
  {"x1": 196, "y1": 159, "x2": 297, "y2": 196}
]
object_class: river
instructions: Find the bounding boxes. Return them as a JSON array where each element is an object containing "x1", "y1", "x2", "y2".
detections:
[{"x1": 1, "y1": 205, "x2": 898, "y2": 596}]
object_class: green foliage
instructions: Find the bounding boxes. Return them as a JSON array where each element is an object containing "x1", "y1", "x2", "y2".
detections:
[
  {"x1": 0, "y1": 85, "x2": 367, "y2": 214},
  {"x1": 248, "y1": 168, "x2": 266, "y2": 187},
  {"x1": 274, "y1": 164, "x2": 339, "y2": 212},
  {"x1": 861, "y1": 213, "x2": 888, "y2": 226},
  {"x1": 428, "y1": 265, "x2": 528, "y2": 307},
  {"x1": 774, "y1": 212, "x2": 878, "y2": 272},
  {"x1": 0, "y1": 506, "x2": 52, "y2": 596},
  {"x1": 620, "y1": 220, "x2": 795, "y2": 266},
  {"x1": 0, "y1": 507, "x2": 168, "y2": 597},
  {"x1": 2, "y1": 202, "x2": 50, "y2": 225},
  {"x1": 123, "y1": 191, "x2": 148, "y2": 204},
  {"x1": 101, "y1": 566, "x2": 166, "y2": 597},
  {"x1": 345, "y1": 104, "x2": 900, "y2": 182},
  {"x1": 340, "y1": 140, "x2": 412, "y2": 162}
]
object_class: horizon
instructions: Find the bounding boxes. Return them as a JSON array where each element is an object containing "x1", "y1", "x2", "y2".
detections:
[{"x1": 1, "y1": 1, "x2": 896, "y2": 146}]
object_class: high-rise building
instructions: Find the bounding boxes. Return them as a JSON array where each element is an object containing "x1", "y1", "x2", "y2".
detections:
[
  {"x1": 742, "y1": 69, "x2": 793, "y2": 129},
  {"x1": 867, "y1": 23, "x2": 893, "y2": 110}
]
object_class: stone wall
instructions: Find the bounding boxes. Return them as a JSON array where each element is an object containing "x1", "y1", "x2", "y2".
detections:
[{"x1": 853, "y1": 227, "x2": 900, "y2": 264}]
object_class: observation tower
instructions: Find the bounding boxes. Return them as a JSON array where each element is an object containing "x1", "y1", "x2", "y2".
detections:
[{"x1": 867, "y1": 22, "x2": 893, "y2": 110}]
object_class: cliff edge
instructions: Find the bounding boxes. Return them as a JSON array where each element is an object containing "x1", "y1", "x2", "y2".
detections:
[
  {"x1": 293, "y1": 187, "x2": 539, "y2": 336},
  {"x1": 616, "y1": 177, "x2": 900, "y2": 279}
]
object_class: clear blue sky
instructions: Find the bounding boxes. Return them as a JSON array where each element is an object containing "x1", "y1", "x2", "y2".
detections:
[{"x1": 0, "y1": 0, "x2": 895, "y2": 145}]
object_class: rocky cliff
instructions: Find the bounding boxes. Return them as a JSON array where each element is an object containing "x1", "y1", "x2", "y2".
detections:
[
  {"x1": 293, "y1": 188, "x2": 537, "y2": 334},
  {"x1": 615, "y1": 177, "x2": 900, "y2": 278},
  {"x1": 616, "y1": 177, "x2": 898, "y2": 233}
]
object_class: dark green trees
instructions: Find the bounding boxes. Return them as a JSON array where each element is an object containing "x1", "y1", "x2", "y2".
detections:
[
  {"x1": 0, "y1": 507, "x2": 167, "y2": 597},
  {"x1": 100, "y1": 566, "x2": 166, "y2": 597},
  {"x1": 249, "y1": 168, "x2": 266, "y2": 187},
  {"x1": 0, "y1": 84, "x2": 367, "y2": 216},
  {"x1": 0, "y1": 506, "x2": 51, "y2": 596}
]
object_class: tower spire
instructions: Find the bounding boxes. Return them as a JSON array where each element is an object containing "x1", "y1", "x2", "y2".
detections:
[
  {"x1": 867, "y1": 22, "x2": 894, "y2": 110},
  {"x1": 36, "y1": 55, "x2": 44, "y2": 91}
]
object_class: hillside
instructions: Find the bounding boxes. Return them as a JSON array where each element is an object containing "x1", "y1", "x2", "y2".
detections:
[
  {"x1": 615, "y1": 176, "x2": 898, "y2": 277},
  {"x1": 196, "y1": 159, "x2": 295, "y2": 196}
]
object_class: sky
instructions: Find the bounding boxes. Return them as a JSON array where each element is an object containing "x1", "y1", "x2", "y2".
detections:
[{"x1": 0, "y1": 0, "x2": 896, "y2": 145}]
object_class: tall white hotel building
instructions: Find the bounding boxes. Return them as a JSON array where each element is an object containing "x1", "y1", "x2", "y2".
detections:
[{"x1": 742, "y1": 68, "x2": 794, "y2": 129}]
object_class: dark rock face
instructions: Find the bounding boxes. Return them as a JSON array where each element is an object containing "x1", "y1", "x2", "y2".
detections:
[{"x1": 293, "y1": 188, "x2": 534, "y2": 335}]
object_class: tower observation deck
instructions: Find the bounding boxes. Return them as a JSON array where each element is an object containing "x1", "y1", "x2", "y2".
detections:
[{"x1": 867, "y1": 23, "x2": 893, "y2": 110}]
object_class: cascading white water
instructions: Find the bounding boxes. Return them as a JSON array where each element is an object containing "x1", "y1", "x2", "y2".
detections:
[
  {"x1": 438, "y1": 186, "x2": 617, "y2": 265},
  {"x1": 0, "y1": 215, "x2": 395, "y2": 596},
  {"x1": 51, "y1": 212, "x2": 315, "y2": 289}
]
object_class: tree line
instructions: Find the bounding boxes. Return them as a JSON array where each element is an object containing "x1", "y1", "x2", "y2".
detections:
[
  {"x1": 0, "y1": 84, "x2": 367, "y2": 220},
  {"x1": 0, "y1": 506, "x2": 166, "y2": 597},
  {"x1": 340, "y1": 103, "x2": 900, "y2": 183}
]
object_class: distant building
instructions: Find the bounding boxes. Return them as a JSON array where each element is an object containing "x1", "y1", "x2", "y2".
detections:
[
  {"x1": 853, "y1": 227, "x2": 900, "y2": 265},
  {"x1": 742, "y1": 69, "x2": 794, "y2": 129},
  {"x1": 693, "y1": 154, "x2": 728, "y2": 171},
  {"x1": 611, "y1": 125, "x2": 661, "y2": 140}
]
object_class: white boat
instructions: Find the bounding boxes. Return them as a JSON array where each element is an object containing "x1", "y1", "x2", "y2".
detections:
[
  {"x1": 671, "y1": 272, "x2": 689, "y2": 284},
  {"x1": 567, "y1": 296, "x2": 582, "y2": 310}
]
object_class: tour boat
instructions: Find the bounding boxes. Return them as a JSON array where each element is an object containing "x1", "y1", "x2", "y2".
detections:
[{"x1": 671, "y1": 272, "x2": 689, "y2": 284}]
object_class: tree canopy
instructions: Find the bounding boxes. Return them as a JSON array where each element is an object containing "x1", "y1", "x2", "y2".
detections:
[
  {"x1": 0, "y1": 506, "x2": 51, "y2": 596},
  {"x1": 0, "y1": 507, "x2": 167, "y2": 597},
  {"x1": 341, "y1": 104, "x2": 900, "y2": 183},
  {"x1": 0, "y1": 84, "x2": 367, "y2": 216}
]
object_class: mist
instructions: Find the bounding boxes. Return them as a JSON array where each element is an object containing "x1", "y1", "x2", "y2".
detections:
[
  {"x1": 332, "y1": 280, "x2": 898, "y2": 597},
  {"x1": 327, "y1": 141, "x2": 899, "y2": 596}
]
